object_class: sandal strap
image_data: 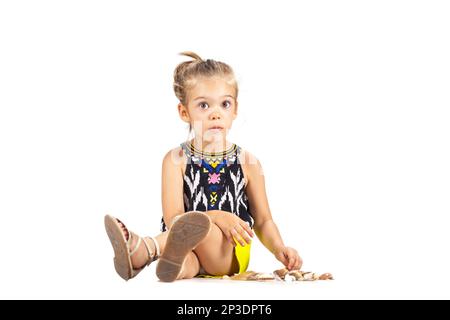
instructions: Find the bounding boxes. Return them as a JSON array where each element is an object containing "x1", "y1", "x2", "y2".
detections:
[
  {"x1": 128, "y1": 232, "x2": 142, "y2": 257},
  {"x1": 124, "y1": 226, "x2": 161, "y2": 267},
  {"x1": 149, "y1": 236, "x2": 161, "y2": 258},
  {"x1": 142, "y1": 237, "x2": 160, "y2": 266},
  {"x1": 142, "y1": 238, "x2": 155, "y2": 266}
]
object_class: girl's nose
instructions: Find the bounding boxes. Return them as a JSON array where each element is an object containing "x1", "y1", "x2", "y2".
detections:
[{"x1": 209, "y1": 111, "x2": 221, "y2": 121}]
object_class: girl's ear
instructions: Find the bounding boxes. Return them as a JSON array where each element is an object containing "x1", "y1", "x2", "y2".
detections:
[{"x1": 178, "y1": 103, "x2": 191, "y2": 123}]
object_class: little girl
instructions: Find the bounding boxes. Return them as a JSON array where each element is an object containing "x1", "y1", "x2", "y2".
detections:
[{"x1": 104, "y1": 51, "x2": 302, "y2": 282}]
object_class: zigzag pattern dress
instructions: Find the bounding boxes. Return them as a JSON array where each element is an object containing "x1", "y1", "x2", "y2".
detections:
[{"x1": 160, "y1": 140, "x2": 254, "y2": 232}]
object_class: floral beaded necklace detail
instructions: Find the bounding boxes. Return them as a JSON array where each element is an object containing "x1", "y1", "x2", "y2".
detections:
[{"x1": 186, "y1": 141, "x2": 239, "y2": 166}]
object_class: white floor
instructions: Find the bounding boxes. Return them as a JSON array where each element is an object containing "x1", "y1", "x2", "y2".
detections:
[
  {"x1": 4, "y1": 256, "x2": 450, "y2": 300},
  {"x1": 92, "y1": 271, "x2": 450, "y2": 300}
]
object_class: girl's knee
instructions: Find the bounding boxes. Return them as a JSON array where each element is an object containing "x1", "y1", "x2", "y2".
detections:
[{"x1": 179, "y1": 251, "x2": 200, "y2": 279}]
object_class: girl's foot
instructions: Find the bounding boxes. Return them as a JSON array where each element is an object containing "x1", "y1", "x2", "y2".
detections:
[
  {"x1": 104, "y1": 215, "x2": 160, "y2": 280},
  {"x1": 116, "y1": 220, "x2": 157, "y2": 269}
]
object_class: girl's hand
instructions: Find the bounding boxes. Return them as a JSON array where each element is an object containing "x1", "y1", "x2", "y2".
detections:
[
  {"x1": 273, "y1": 246, "x2": 303, "y2": 271},
  {"x1": 211, "y1": 211, "x2": 254, "y2": 246}
]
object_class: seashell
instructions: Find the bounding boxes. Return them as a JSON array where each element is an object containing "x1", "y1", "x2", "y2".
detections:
[
  {"x1": 284, "y1": 274, "x2": 295, "y2": 282},
  {"x1": 251, "y1": 273, "x2": 275, "y2": 281},
  {"x1": 273, "y1": 268, "x2": 289, "y2": 279},
  {"x1": 302, "y1": 272, "x2": 314, "y2": 281},
  {"x1": 230, "y1": 271, "x2": 258, "y2": 281},
  {"x1": 319, "y1": 273, "x2": 334, "y2": 280},
  {"x1": 287, "y1": 270, "x2": 304, "y2": 281}
]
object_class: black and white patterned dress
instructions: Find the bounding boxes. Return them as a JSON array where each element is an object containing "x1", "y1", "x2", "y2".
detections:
[{"x1": 160, "y1": 140, "x2": 254, "y2": 232}]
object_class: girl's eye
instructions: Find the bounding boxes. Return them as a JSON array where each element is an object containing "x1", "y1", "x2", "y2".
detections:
[
  {"x1": 222, "y1": 100, "x2": 231, "y2": 108},
  {"x1": 199, "y1": 102, "x2": 209, "y2": 110}
]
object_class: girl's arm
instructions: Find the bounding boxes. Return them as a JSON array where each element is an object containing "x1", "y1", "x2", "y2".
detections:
[
  {"x1": 243, "y1": 151, "x2": 303, "y2": 271},
  {"x1": 161, "y1": 148, "x2": 187, "y2": 229}
]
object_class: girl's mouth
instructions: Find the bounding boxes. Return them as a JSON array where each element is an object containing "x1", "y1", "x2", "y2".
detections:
[{"x1": 208, "y1": 126, "x2": 224, "y2": 131}]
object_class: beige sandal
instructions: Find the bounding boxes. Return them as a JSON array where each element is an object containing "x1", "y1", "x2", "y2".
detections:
[
  {"x1": 104, "y1": 215, "x2": 160, "y2": 281},
  {"x1": 156, "y1": 211, "x2": 211, "y2": 282}
]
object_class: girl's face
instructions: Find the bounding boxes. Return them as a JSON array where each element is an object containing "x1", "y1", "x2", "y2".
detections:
[{"x1": 178, "y1": 76, "x2": 238, "y2": 142}]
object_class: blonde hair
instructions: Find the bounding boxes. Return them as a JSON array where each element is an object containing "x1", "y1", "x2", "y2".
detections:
[{"x1": 173, "y1": 51, "x2": 238, "y2": 106}]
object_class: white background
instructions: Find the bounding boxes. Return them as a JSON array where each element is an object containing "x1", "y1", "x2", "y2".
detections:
[{"x1": 1, "y1": 0, "x2": 449, "y2": 299}]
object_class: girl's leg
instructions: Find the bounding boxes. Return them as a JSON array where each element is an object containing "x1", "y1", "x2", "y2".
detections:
[
  {"x1": 117, "y1": 214, "x2": 204, "y2": 280},
  {"x1": 193, "y1": 223, "x2": 239, "y2": 276},
  {"x1": 116, "y1": 213, "x2": 238, "y2": 278},
  {"x1": 148, "y1": 221, "x2": 238, "y2": 277},
  {"x1": 116, "y1": 221, "x2": 168, "y2": 269},
  {"x1": 133, "y1": 233, "x2": 167, "y2": 268},
  {"x1": 154, "y1": 228, "x2": 233, "y2": 280},
  {"x1": 117, "y1": 225, "x2": 200, "y2": 279},
  {"x1": 176, "y1": 252, "x2": 201, "y2": 279}
]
